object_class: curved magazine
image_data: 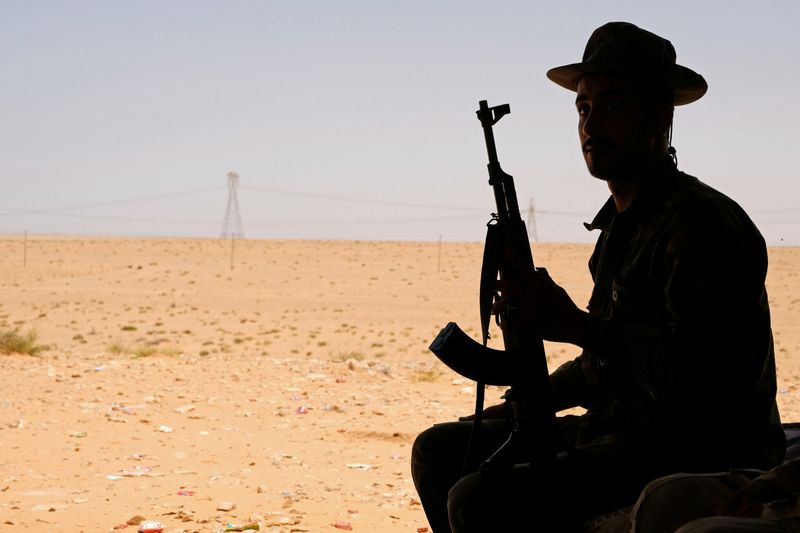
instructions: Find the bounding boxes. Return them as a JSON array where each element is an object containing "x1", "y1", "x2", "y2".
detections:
[{"x1": 429, "y1": 322, "x2": 521, "y2": 386}]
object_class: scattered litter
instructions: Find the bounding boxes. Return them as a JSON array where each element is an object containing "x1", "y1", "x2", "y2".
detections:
[
  {"x1": 68, "y1": 431, "x2": 87, "y2": 438},
  {"x1": 118, "y1": 465, "x2": 153, "y2": 477},
  {"x1": 295, "y1": 406, "x2": 309, "y2": 414},
  {"x1": 157, "y1": 425, "x2": 174, "y2": 433},
  {"x1": 221, "y1": 522, "x2": 261, "y2": 531},
  {"x1": 138, "y1": 520, "x2": 165, "y2": 533},
  {"x1": 261, "y1": 513, "x2": 300, "y2": 527},
  {"x1": 176, "y1": 489, "x2": 195, "y2": 496},
  {"x1": 216, "y1": 500, "x2": 236, "y2": 511},
  {"x1": 346, "y1": 463, "x2": 372, "y2": 470}
]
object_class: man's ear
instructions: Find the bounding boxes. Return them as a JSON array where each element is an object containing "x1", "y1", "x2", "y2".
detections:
[{"x1": 648, "y1": 104, "x2": 674, "y2": 137}]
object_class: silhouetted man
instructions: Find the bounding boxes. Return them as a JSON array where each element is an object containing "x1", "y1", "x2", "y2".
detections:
[{"x1": 412, "y1": 22, "x2": 784, "y2": 532}]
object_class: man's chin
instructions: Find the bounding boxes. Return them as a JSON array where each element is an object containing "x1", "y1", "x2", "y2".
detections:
[
  {"x1": 586, "y1": 164, "x2": 614, "y2": 181},
  {"x1": 586, "y1": 160, "x2": 638, "y2": 183}
]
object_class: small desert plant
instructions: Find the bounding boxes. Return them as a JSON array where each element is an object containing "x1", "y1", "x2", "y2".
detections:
[
  {"x1": 130, "y1": 344, "x2": 181, "y2": 358},
  {"x1": 412, "y1": 368, "x2": 442, "y2": 383},
  {"x1": 131, "y1": 345, "x2": 158, "y2": 358},
  {"x1": 332, "y1": 351, "x2": 366, "y2": 362},
  {"x1": 0, "y1": 328, "x2": 47, "y2": 356},
  {"x1": 107, "y1": 340, "x2": 128, "y2": 355},
  {"x1": 108, "y1": 338, "x2": 180, "y2": 358}
]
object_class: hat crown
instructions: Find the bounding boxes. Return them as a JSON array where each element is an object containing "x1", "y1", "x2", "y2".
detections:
[
  {"x1": 583, "y1": 22, "x2": 677, "y2": 73},
  {"x1": 545, "y1": 21, "x2": 708, "y2": 105}
]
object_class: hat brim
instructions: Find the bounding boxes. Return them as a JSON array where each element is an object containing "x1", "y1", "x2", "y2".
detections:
[{"x1": 547, "y1": 62, "x2": 708, "y2": 106}]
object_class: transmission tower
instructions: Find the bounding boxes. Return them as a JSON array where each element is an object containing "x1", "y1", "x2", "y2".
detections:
[
  {"x1": 526, "y1": 198, "x2": 538, "y2": 242},
  {"x1": 220, "y1": 172, "x2": 244, "y2": 239}
]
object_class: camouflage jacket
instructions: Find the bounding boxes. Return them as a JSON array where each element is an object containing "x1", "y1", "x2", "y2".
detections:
[{"x1": 550, "y1": 158, "x2": 785, "y2": 469}]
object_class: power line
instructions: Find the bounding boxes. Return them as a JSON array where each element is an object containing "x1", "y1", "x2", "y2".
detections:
[
  {"x1": 0, "y1": 185, "x2": 225, "y2": 217},
  {"x1": 752, "y1": 208, "x2": 800, "y2": 214},
  {"x1": 244, "y1": 213, "x2": 482, "y2": 227},
  {"x1": 3, "y1": 181, "x2": 796, "y2": 233},
  {"x1": 238, "y1": 185, "x2": 486, "y2": 212}
]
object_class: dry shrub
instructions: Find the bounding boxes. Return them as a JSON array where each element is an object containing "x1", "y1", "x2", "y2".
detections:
[{"x1": 0, "y1": 329, "x2": 47, "y2": 356}]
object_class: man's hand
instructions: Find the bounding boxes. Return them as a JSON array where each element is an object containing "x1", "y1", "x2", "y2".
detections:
[
  {"x1": 459, "y1": 403, "x2": 506, "y2": 422},
  {"x1": 493, "y1": 249, "x2": 589, "y2": 346}
]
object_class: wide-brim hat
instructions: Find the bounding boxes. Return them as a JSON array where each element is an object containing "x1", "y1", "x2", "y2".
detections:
[{"x1": 547, "y1": 22, "x2": 708, "y2": 106}]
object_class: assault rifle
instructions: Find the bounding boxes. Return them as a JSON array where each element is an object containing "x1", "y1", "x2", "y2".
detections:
[{"x1": 429, "y1": 100, "x2": 555, "y2": 476}]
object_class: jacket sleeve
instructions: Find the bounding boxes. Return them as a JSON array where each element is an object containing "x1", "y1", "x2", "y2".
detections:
[{"x1": 549, "y1": 356, "x2": 592, "y2": 411}]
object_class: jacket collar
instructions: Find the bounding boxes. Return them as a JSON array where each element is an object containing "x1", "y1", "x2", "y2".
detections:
[{"x1": 584, "y1": 157, "x2": 679, "y2": 232}]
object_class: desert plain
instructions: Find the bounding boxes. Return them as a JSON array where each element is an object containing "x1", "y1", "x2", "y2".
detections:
[{"x1": 0, "y1": 236, "x2": 798, "y2": 532}]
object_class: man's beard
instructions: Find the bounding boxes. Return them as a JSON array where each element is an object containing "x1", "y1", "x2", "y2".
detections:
[{"x1": 582, "y1": 138, "x2": 652, "y2": 182}]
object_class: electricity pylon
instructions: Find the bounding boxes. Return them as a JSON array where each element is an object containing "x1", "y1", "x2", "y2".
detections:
[
  {"x1": 526, "y1": 198, "x2": 538, "y2": 242},
  {"x1": 220, "y1": 172, "x2": 244, "y2": 239}
]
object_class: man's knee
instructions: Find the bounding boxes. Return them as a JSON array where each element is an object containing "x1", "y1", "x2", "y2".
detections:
[
  {"x1": 447, "y1": 472, "x2": 488, "y2": 532},
  {"x1": 411, "y1": 422, "x2": 473, "y2": 496},
  {"x1": 412, "y1": 423, "x2": 467, "y2": 469},
  {"x1": 631, "y1": 472, "x2": 755, "y2": 533}
]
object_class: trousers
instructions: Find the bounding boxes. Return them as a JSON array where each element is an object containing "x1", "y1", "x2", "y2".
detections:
[
  {"x1": 631, "y1": 471, "x2": 800, "y2": 533},
  {"x1": 411, "y1": 417, "x2": 668, "y2": 533}
]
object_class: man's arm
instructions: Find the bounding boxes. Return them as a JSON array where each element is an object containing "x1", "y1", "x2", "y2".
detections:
[{"x1": 497, "y1": 219, "x2": 771, "y2": 412}]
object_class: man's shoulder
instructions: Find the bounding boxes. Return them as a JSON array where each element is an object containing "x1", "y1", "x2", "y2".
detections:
[
  {"x1": 665, "y1": 170, "x2": 737, "y2": 214},
  {"x1": 659, "y1": 170, "x2": 759, "y2": 240}
]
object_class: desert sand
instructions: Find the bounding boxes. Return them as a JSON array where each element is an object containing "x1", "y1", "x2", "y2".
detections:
[{"x1": 0, "y1": 236, "x2": 798, "y2": 532}]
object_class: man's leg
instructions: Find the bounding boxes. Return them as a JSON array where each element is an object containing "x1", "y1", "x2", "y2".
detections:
[
  {"x1": 446, "y1": 449, "x2": 641, "y2": 533},
  {"x1": 445, "y1": 434, "x2": 716, "y2": 533},
  {"x1": 411, "y1": 419, "x2": 509, "y2": 533},
  {"x1": 675, "y1": 516, "x2": 787, "y2": 532},
  {"x1": 446, "y1": 461, "x2": 576, "y2": 533},
  {"x1": 630, "y1": 471, "x2": 761, "y2": 533}
]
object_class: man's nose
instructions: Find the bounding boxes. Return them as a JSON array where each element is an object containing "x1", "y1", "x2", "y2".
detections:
[{"x1": 581, "y1": 109, "x2": 601, "y2": 139}]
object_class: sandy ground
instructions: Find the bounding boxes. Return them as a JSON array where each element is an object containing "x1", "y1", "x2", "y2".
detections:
[{"x1": 0, "y1": 236, "x2": 798, "y2": 532}]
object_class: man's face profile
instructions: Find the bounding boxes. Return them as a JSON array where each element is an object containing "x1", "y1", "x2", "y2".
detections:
[{"x1": 575, "y1": 73, "x2": 655, "y2": 182}]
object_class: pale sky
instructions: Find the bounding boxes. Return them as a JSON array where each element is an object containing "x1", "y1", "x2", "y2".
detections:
[{"x1": 2, "y1": 1, "x2": 798, "y2": 243}]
